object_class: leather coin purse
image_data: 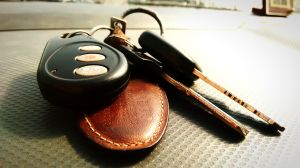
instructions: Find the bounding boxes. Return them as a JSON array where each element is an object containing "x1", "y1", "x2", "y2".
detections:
[{"x1": 80, "y1": 79, "x2": 169, "y2": 150}]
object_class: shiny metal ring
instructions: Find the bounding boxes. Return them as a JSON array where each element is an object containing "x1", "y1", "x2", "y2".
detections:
[
  {"x1": 121, "y1": 7, "x2": 165, "y2": 36},
  {"x1": 64, "y1": 30, "x2": 91, "y2": 38},
  {"x1": 90, "y1": 25, "x2": 114, "y2": 36},
  {"x1": 107, "y1": 34, "x2": 136, "y2": 49}
]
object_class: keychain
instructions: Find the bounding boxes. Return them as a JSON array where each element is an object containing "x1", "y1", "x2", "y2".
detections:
[{"x1": 37, "y1": 7, "x2": 285, "y2": 137}]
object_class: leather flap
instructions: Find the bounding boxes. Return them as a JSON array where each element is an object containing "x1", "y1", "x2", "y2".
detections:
[{"x1": 80, "y1": 79, "x2": 169, "y2": 150}]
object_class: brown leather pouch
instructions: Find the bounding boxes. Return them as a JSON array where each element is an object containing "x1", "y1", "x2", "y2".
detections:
[{"x1": 80, "y1": 79, "x2": 169, "y2": 150}]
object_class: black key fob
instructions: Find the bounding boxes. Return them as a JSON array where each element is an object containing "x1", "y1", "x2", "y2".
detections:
[{"x1": 37, "y1": 34, "x2": 130, "y2": 108}]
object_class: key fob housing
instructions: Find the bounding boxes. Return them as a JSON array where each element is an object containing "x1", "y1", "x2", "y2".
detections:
[
  {"x1": 139, "y1": 31, "x2": 202, "y2": 84},
  {"x1": 37, "y1": 35, "x2": 130, "y2": 108}
]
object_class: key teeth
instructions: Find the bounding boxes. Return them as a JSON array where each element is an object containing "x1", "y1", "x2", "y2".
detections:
[
  {"x1": 271, "y1": 123, "x2": 285, "y2": 132},
  {"x1": 240, "y1": 127, "x2": 250, "y2": 136}
]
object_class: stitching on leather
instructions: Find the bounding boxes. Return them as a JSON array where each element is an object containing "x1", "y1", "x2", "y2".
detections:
[{"x1": 84, "y1": 84, "x2": 165, "y2": 147}]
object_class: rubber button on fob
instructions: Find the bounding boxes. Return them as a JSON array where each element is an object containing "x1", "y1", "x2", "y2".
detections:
[
  {"x1": 79, "y1": 45, "x2": 101, "y2": 51},
  {"x1": 75, "y1": 54, "x2": 105, "y2": 62},
  {"x1": 74, "y1": 65, "x2": 108, "y2": 76}
]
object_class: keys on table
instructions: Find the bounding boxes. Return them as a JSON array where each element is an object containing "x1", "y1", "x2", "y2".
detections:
[
  {"x1": 48, "y1": 8, "x2": 285, "y2": 136},
  {"x1": 102, "y1": 14, "x2": 285, "y2": 136},
  {"x1": 139, "y1": 31, "x2": 285, "y2": 132}
]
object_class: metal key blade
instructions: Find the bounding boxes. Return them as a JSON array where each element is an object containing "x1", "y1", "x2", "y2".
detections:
[
  {"x1": 192, "y1": 69, "x2": 285, "y2": 132},
  {"x1": 139, "y1": 31, "x2": 285, "y2": 132},
  {"x1": 162, "y1": 73, "x2": 249, "y2": 136}
]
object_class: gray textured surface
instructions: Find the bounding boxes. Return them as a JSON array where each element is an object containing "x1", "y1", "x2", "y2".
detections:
[
  {"x1": 0, "y1": 2, "x2": 259, "y2": 31},
  {"x1": 1, "y1": 3, "x2": 300, "y2": 168}
]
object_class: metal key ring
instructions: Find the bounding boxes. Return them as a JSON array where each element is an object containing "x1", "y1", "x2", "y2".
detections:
[
  {"x1": 63, "y1": 30, "x2": 91, "y2": 38},
  {"x1": 90, "y1": 25, "x2": 114, "y2": 36},
  {"x1": 121, "y1": 7, "x2": 165, "y2": 36}
]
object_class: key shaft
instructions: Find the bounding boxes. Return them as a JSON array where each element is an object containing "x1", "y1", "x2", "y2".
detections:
[
  {"x1": 193, "y1": 69, "x2": 285, "y2": 132},
  {"x1": 162, "y1": 73, "x2": 249, "y2": 136}
]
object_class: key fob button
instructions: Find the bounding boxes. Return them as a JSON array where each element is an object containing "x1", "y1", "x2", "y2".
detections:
[
  {"x1": 74, "y1": 65, "x2": 108, "y2": 76},
  {"x1": 75, "y1": 54, "x2": 105, "y2": 62},
  {"x1": 78, "y1": 45, "x2": 101, "y2": 51}
]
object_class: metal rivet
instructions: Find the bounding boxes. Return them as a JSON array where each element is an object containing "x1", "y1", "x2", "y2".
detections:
[{"x1": 51, "y1": 69, "x2": 57, "y2": 74}]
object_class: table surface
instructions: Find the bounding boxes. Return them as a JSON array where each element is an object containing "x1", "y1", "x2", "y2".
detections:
[{"x1": 1, "y1": 2, "x2": 300, "y2": 168}]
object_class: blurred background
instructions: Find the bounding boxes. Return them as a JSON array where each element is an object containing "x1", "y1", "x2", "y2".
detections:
[{"x1": 3, "y1": 0, "x2": 300, "y2": 12}]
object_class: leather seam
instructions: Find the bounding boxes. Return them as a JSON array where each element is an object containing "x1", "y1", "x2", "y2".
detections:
[{"x1": 84, "y1": 85, "x2": 165, "y2": 147}]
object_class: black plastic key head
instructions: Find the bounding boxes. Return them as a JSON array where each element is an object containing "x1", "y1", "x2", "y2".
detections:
[
  {"x1": 139, "y1": 31, "x2": 202, "y2": 82},
  {"x1": 37, "y1": 34, "x2": 130, "y2": 108}
]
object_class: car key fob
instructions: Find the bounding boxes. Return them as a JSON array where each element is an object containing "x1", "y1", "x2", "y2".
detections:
[{"x1": 37, "y1": 34, "x2": 130, "y2": 108}]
